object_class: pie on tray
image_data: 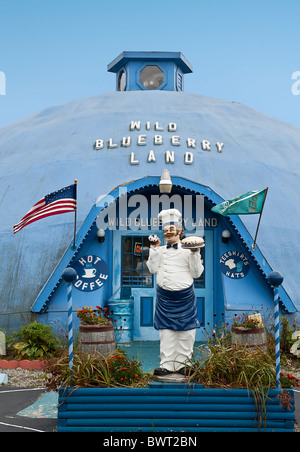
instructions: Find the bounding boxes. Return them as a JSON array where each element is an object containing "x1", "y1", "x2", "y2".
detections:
[{"x1": 181, "y1": 236, "x2": 205, "y2": 249}]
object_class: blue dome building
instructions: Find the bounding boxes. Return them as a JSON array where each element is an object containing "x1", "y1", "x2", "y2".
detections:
[{"x1": 0, "y1": 51, "x2": 299, "y2": 341}]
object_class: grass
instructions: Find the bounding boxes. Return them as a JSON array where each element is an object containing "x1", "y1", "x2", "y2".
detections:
[
  {"x1": 189, "y1": 343, "x2": 277, "y2": 389},
  {"x1": 44, "y1": 347, "x2": 150, "y2": 391}
]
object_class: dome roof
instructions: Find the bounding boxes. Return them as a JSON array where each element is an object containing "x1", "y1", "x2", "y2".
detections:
[{"x1": 1, "y1": 90, "x2": 300, "y2": 317}]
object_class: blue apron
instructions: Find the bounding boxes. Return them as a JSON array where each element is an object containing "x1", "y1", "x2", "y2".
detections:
[{"x1": 154, "y1": 284, "x2": 200, "y2": 331}]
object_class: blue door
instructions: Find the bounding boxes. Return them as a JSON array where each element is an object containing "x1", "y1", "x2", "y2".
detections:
[
  {"x1": 112, "y1": 230, "x2": 162, "y2": 341},
  {"x1": 194, "y1": 229, "x2": 214, "y2": 341},
  {"x1": 112, "y1": 229, "x2": 214, "y2": 341}
]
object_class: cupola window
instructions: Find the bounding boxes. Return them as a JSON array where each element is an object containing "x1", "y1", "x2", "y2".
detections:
[
  {"x1": 140, "y1": 65, "x2": 164, "y2": 90},
  {"x1": 118, "y1": 70, "x2": 126, "y2": 91}
]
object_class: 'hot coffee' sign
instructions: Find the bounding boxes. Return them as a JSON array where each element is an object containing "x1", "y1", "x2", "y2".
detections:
[{"x1": 71, "y1": 255, "x2": 109, "y2": 292}]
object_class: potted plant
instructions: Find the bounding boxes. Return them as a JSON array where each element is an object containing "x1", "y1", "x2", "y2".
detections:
[
  {"x1": 231, "y1": 313, "x2": 267, "y2": 352},
  {"x1": 77, "y1": 306, "x2": 116, "y2": 356}
]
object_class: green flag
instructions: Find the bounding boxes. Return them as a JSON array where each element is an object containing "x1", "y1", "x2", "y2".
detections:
[{"x1": 211, "y1": 188, "x2": 268, "y2": 216}]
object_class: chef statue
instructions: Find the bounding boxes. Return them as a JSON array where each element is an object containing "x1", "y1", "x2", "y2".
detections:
[{"x1": 146, "y1": 208, "x2": 204, "y2": 376}]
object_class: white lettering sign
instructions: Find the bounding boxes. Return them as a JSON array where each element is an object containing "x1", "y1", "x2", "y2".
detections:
[
  {"x1": 94, "y1": 120, "x2": 225, "y2": 165},
  {"x1": 96, "y1": 187, "x2": 216, "y2": 234},
  {"x1": 103, "y1": 216, "x2": 218, "y2": 228}
]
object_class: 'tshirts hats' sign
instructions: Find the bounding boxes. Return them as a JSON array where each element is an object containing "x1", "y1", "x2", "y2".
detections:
[{"x1": 220, "y1": 251, "x2": 250, "y2": 279}]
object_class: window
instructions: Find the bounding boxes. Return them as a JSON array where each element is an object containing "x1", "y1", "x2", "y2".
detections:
[
  {"x1": 122, "y1": 236, "x2": 153, "y2": 287},
  {"x1": 118, "y1": 70, "x2": 126, "y2": 91},
  {"x1": 140, "y1": 65, "x2": 164, "y2": 90},
  {"x1": 121, "y1": 235, "x2": 204, "y2": 288}
]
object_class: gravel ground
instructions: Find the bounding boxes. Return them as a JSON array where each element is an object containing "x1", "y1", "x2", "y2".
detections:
[{"x1": 0, "y1": 367, "x2": 49, "y2": 388}]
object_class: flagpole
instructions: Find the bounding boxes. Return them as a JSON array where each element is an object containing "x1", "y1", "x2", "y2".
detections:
[
  {"x1": 72, "y1": 179, "x2": 78, "y2": 250},
  {"x1": 252, "y1": 187, "x2": 268, "y2": 251}
]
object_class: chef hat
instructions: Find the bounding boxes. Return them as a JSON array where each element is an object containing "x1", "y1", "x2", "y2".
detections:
[{"x1": 158, "y1": 209, "x2": 182, "y2": 229}]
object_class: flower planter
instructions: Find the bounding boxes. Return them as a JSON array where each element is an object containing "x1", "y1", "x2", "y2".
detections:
[
  {"x1": 78, "y1": 323, "x2": 116, "y2": 356},
  {"x1": 0, "y1": 359, "x2": 48, "y2": 369},
  {"x1": 231, "y1": 326, "x2": 267, "y2": 352},
  {"x1": 57, "y1": 383, "x2": 295, "y2": 432}
]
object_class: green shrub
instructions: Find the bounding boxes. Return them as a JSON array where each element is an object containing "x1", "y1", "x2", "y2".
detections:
[{"x1": 13, "y1": 321, "x2": 60, "y2": 360}]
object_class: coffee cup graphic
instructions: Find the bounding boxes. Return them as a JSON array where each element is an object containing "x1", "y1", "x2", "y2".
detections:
[{"x1": 82, "y1": 267, "x2": 97, "y2": 278}]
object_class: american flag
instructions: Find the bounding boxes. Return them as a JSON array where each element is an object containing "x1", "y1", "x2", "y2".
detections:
[{"x1": 13, "y1": 184, "x2": 77, "y2": 234}]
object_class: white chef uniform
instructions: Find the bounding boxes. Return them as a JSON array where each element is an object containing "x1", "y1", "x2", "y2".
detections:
[{"x1": 147, "y1": 241, "x2": 204, "y2": 372}]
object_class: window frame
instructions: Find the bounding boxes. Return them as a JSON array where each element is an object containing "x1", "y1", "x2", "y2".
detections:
[
  {"x1": 117, "y1": 69, "x2": 127, "y2": 91},
  {"x1": 136, "y1": 62, "x2": 167, "y2": 91},
  {"x1": 121, "y1": 235, "x2": 154, "y2": 288}
]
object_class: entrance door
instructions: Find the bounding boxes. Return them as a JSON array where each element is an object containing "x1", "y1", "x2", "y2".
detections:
[
  {"x1": 194, "y1": 229, "x2": 214, "y2": 341},
  {"x1": 112, "y1": 230, "x2": 163, "y2": 341},
  {"x1": 112, "y1": 229, "x2": 214, "y2": 341}
]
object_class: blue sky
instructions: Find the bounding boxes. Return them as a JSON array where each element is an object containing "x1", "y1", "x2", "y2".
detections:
[{"x1": 0, "y1": 0, "x2": 299, "y2": 128}]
